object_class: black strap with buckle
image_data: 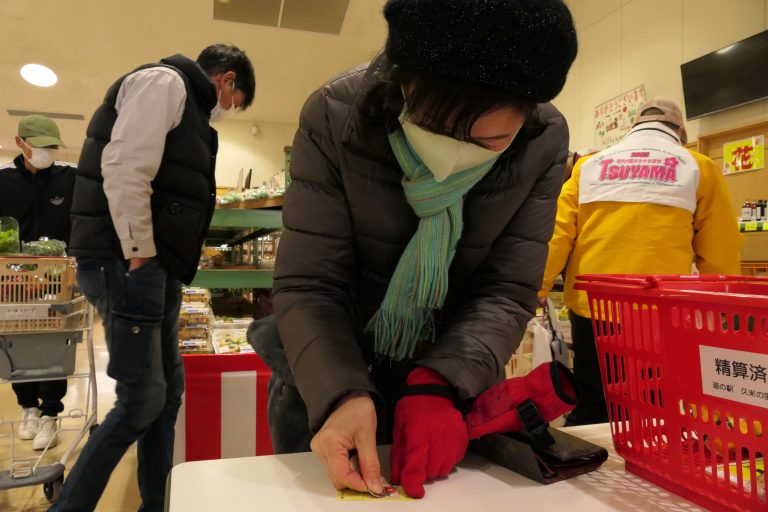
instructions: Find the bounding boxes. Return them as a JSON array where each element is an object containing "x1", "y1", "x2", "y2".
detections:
[
  {"x1": 517, "y1": 399, "x2": 555, "y2": 446},
  {"x1": 400, "y1": 384, "x2": 464, "y2": 411}
]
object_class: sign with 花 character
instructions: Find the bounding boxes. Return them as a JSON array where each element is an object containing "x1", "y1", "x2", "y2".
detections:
[
  {"x1": 723, "y1": 135, "x2": 765, "y2": 174},
  {"x1": 594, "y1": 85, "x2": 646, "y2": 149}
]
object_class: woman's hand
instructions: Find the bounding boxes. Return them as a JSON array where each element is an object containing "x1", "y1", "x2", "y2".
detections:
[{"x1": 310, "y1": 391, "x2": 383, "y2": 495}]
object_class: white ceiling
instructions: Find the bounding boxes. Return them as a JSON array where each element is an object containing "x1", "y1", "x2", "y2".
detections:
[{"x1": 0, "y1": 0, "x2": 388, "y2": 153}]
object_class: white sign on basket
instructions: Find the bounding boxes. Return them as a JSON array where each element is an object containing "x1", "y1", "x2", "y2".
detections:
[
  {"x1": 0, "y1": 304, "x2": 49, "y2": 320},
  {"x1": 700, "y1": 345, "x2": 768, "y2": 409}
]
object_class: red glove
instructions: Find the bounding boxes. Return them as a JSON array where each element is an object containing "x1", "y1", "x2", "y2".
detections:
[
  {"x1": 466, "y1": 361, "x2": 579, "y2": 439},
  {"x1": 390, "y1": 367, "x2": 468, "y2": 499}
]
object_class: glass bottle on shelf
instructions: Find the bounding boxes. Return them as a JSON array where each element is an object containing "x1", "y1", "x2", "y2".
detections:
[{"x1": 741, "y1": 199, "x2": 752, "y2": 222}]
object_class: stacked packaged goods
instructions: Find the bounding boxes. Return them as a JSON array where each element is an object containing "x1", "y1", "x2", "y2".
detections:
[{"x1": 178, "y1": 288, "x2": 213, "y2": 354}]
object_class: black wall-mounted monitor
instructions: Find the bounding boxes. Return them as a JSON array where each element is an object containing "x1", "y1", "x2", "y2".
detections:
[{"x1": 681, "y1": 29, "x2": 768, "y2": 120}]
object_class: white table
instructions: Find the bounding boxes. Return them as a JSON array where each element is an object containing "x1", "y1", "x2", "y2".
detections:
[{"x1": 167, "y1": 425, "x2": 704, "y2": 511}]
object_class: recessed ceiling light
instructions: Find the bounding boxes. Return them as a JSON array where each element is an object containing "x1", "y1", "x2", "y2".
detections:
[{"x1": 20, "y1": 64, "x2": 58, "y2": 87}]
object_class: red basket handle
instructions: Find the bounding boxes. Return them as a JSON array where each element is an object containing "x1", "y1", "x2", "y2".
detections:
[{"x1": 576, "y1": 274, "x2": 768, "y2": 289}]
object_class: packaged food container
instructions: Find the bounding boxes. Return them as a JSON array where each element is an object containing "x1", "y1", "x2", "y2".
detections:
[{"x1": 22, "y1": 238, "x2": 67, "y2": 256}]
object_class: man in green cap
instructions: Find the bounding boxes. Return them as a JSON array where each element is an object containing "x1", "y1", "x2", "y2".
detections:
[{"x1": 0, "y1": 114, "x2": 75, "y2": 450}]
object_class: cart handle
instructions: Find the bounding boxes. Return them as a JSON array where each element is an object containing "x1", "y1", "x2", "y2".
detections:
[
  {"x1": 575, "y1": 274, "x2": 768, "y2": 289},
  {"x1": 0, "y1": 256, "x2": 73, "y2": 260}
]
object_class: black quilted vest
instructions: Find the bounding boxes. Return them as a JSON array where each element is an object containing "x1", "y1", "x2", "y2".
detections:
[{"x1": 69, "y1": 54, "x2": 218, "y2": 284}]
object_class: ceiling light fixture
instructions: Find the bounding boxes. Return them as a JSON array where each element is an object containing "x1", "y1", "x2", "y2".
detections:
[{"x1": 20, "y1": 63, "x2": 58, "y2": 87}]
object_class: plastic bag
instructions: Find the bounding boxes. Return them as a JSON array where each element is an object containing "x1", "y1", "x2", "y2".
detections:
[
  {"x1": 531, "y1": 318, "x2": 553, "y2": 368},
  {"x1": 218, "y1": 191, "x2": 242, "y2": 205},
  {"x1": 22, "y1": 239, "x2": 67, "y2": 256}
]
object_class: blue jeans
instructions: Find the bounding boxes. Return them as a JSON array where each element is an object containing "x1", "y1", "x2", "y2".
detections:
[{"x1": 50, "y1": 257, "x2": 184, "y2": 512}]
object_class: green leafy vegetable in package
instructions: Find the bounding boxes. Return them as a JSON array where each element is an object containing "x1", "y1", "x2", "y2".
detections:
[
  {"x1": 0, "y1": 230, "x2": 20, "y2": 255},
  {"x1": 22, "y1": 239, "x2": 67, "y2": 256}
]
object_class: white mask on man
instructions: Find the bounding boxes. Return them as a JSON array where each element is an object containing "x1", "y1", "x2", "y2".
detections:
[
  {"x1": 399, "y1": 112, "x2": 516, "y2": 182},
  {"x1": 210, "y1": 81, "x2": 236, "y2": 123},
  {"x1": 22, "y1": 140, "x2": 56, "y2": 169}
]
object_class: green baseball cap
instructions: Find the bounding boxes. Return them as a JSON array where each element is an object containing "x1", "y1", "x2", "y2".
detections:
[{"x1": 18, "y1": 115, "x2": 66, "y2": 148}]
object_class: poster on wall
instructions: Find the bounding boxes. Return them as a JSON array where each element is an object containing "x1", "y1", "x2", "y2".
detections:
[
  {"x1": 723, "y1": 136, "x2": 765, "y2": 175},
  {"x1": 594, "y1": 85, "x2": 647, "y2": 148}
]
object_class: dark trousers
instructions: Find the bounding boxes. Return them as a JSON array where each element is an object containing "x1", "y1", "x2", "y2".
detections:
[
  {"x1": 565, "y1": 311, "x2": 609, "y2": 426},
  {"x1": 247, "y1": 316, "x2": 313, "y2": 453},
  {"x1": 50, "y1": 257, "x2": 183, "y2": 512},
  {"x1": 13, "y1": 379, "x2": 67, "y2": 417}
]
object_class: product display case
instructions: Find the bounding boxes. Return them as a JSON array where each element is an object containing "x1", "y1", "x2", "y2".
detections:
[
  {"x1": 175, "y1": 205, "x2": 283, "y2": 462},
  {"x1": 191, "y1": 208, "x2": 282, "y2": 289}
]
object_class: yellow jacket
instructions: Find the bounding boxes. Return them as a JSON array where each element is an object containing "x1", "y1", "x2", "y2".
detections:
[{"x1": 541, "y1": 125, "x2": 743, "y2": 318}]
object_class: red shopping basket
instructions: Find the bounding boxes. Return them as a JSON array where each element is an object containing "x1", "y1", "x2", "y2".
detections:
[{"x1": 575, "y1": 274, "x2": 768, "y2": 512}]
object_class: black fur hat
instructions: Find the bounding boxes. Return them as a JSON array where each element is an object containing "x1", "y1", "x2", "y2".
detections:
[{"x1": 384, "y1": 0, "x2": 578, "y2": 103}]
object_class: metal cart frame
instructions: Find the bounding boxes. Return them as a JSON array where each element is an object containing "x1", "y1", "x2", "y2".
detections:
[{"x1": 0, "y1": 257, "x2": 98, "y2": 502}]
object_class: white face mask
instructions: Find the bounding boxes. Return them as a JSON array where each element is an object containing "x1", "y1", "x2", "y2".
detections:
[
  {"x1": 399, "y1": 113, "x2": 515, "y2": 182},
  {"x1": 22, "y1": 141, "x2": 56, "y2": 169},
  {"x1": 210, "y1": 80, "x2": 236, "y2": 123}
]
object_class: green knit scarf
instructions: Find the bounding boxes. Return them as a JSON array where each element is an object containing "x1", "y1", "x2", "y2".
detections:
[{"x1": 365, "y1": 129, "x2": 496, "y2": 360}]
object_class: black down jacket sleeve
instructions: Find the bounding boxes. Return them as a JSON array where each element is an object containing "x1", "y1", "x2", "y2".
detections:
[{"x1": 271, "y1": 84, "x2": 379, "y2": 431}]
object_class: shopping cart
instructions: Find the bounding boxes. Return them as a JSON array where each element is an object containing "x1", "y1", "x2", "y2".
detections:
[
  {"x1": 0, "y1": 256, "x2": 98, "y2": 502},
  {"x1": 575, "y1": 274, "x2": 768, "y2": 512}
]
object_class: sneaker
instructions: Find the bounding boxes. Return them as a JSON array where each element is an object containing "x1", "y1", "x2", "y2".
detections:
[
  {"x1": 18, "y1": 407, "x2": 41, "y2": 440},
  {"x1": 32, "y1": 416, "x2": 59, "y2": 450}
]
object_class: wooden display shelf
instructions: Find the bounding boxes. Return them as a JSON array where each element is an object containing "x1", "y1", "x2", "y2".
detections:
[
  {"x1": 217, "y1": 196, "x2": 284, "y2": 210},
  {"x1": 741, "y1": 261, "x2": 768, "y2": 276}
]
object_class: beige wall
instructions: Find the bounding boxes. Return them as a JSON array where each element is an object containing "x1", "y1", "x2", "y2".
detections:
[
  {"x1": 1, "y1": 119, "x2": 298, "y2": 189},
  {"x1": 212, "y1": 119, "x2": 297, "y2": 188},
  {"x1": 557, "y1": 0, "x2": 768, "y2": 150},
  {"x1": 7, "y1": 1, "x2": 768, "y2": 183}
]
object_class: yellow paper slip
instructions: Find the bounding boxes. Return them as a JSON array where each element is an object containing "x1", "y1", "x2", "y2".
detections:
[
  {"x1": 337, "y1": 484, "x2": 413, "y2": 501},
  {"x1": 706, "y1": 459, "x2": 765, "y2": 495}
]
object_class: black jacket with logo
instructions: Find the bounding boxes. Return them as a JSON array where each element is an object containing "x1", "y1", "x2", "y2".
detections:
[{"x1": 0, "y1": 155, "x2": 76, "y2": 244}]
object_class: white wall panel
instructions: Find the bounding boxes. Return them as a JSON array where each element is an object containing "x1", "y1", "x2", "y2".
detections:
[
  {"x1": 682, "y1": 0, "x2": 766, "y2": 61},
  {"x1": 621, "y1": 0, "x2": 683, "y2": 97},
  {"x1": 214, "y1": 120, "x2": 297, "y2": 188},
  {"x1": 563, "y1": 0, "x2": 768, "y2": 149},
  {"x1": 573, "y1": 11, "x2": 623, "y2": 149},
  {"x1": 568, "y1": 0, "x2": 623, "y2": 29}
]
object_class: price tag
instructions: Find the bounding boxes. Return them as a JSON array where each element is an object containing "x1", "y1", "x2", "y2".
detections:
[{"x1": 743, "y1": 222, "x2": 758, "y2": 232}]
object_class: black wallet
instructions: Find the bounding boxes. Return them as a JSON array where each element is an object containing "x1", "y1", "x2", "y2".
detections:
[{"x1": 471, "y1": 427, "x2": 609, "y2": 484}]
